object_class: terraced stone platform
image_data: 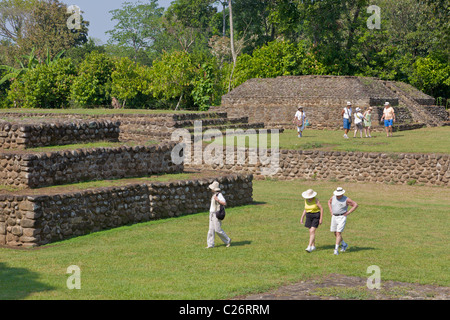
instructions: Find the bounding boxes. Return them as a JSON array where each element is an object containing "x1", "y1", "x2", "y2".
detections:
[
  {"x1": 0, "y1": 112, "x2": 255, "y2": 247},
  {"x1": 212, "y1": 75, "x2": 448, "y2": 130}
]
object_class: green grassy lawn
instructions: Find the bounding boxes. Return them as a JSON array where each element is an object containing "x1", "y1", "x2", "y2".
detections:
[
  {"x1": 213, "y1": 127, "x2": 450, "y2": 154},
  {"x1": 0, "y1": 180, "x2": 448, "y2": 300},
  {"x1": 25, "y1": 140, "x2": 159, "y2": 153}
]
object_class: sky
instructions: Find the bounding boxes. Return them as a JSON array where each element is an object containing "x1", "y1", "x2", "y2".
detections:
[{"x1": 68, "y1": 0, "x2": 175, "y2": 44}]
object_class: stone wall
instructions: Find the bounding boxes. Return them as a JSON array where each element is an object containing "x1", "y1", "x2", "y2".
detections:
[
  {"x1": 0, "y1": 142, "x2": 183, "y2": 189},
  {"x1": 0, "y1": 120, "x2": 120, "y2": 149},
  {"x1": 186, "y1": 147, "x2": 450, "y2": 187},
  {"x1": 0, "y1": 174, "x2": 253, "y2": 247}
]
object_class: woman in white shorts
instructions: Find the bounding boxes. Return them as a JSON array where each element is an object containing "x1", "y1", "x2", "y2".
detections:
[{"x1": 328, "y1": 187, "x2": 358, "y2": 255}]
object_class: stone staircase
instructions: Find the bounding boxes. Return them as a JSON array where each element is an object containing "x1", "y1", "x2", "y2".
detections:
[{"x1": 383, "y1": 81, "x2": 444, "y2": 127}]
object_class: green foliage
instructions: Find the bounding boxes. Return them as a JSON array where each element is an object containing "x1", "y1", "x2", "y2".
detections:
[
  {"x1": 409, "y1": 54, "x2": 450, "y2": 99},
  {"x1": 70, "y1": 52, "x2": 115, "y2": 107},
  {"x1": 191, "y1": 62, "x2": 215, "y2": 111},
  {"x1": 148, "y1": 51, "x2": 196, "y2": 108},
  {"x1": 111, "y1": 57, "x2": 154, "y2": 108},
  {"x1": 106, "y1": 0, "x2": 164, "y2": 62},
  {"x1": 6, "y1": 58, "x2": 76, "y2": 108},
  {"x1": 231, "y1": 40, "x2": 326, "y2": 88}
]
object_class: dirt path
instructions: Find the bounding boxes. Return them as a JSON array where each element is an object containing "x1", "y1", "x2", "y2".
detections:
[{"x1": 236, "y1": 274, "x2": 449, "y2": 300}]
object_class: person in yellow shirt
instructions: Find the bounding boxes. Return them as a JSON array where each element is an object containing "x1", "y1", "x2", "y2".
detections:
[{"x1": 300, "y1": 189, "x2": 324, "y2": 253}]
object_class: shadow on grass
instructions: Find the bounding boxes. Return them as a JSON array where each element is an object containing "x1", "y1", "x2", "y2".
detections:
[
  {"x1": 318, "y1": 245, "x2": 377, "y2": 252},
  {"x1": 229, "y1": 240, "x2": 252, "y2": 247},
  {"x1": 251, "y1": 201, "x2": 267, "y2": 206},
  {"x1": 0, "y1": 262, "x2": 55, "y2": 300}
]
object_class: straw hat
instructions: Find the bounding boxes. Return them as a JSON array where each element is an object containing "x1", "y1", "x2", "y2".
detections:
[
  {"x1": 208, "y1": 181, "x2": 221, "y2": 192},
  {"x1": 302, "y1": 189, "x2": 317, "y2": 199},
  {"x1": 333, "y1": 187, "x2": 346, "y2": 196}
]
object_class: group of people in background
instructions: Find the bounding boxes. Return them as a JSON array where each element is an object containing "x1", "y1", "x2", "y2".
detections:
[
  {"x1": 343, "y1": 101, "x2": 396, "y2": 139},
  {"x1": 293, "y1": 102, "x2": 396, "y2": 139}
]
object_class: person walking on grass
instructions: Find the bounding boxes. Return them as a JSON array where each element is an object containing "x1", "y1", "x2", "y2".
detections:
[
  {"x1": 206, "y1": 181, "x2": 231, "y2": 249},
  {"x1": 363, "y1": 107, "x2": 373, "y2": 138},
  {"x1": 353, "y1": 107, "x2": 367, "y2": 138},
  {"x1": 328, "y1": 187, "x2": 358, "y2": 255},
  {"x1": 293, "y1": 106, "x2": 306, "y2": 138},
  {"x1": 342, "y1": 102, "x2": 353, "y2": 139},
  {"x1": 380, "y1": 102, "x2": 396, "y2": 137},
  {"x1": 300, "y1": 189, "x2": 323, "y2": 253}
]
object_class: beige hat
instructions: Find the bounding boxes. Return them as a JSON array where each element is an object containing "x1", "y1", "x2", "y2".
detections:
[
  {"x1": 333, "y1": 187, "x2": 346, "y2": 196},
  {"x1": 347, "y1": 102, "x2": 352, "y2": 106},
  {"x1": 208, "y1": 181, "x2": 221, "y2": 192},
  {"x1": 298, "y1": 106, "x2": 304, "y2": 110},
  {"x1": 384, "y1": 102, "x2": 390, "y2": 106},
  {"x1": 302, "y1": 189, "x2": 317, "y2": 199}
]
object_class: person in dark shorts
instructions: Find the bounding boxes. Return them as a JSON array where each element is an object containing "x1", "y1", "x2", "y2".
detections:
[{"x1": 300, "y1": 189, "x2": 324, "y2": 253}]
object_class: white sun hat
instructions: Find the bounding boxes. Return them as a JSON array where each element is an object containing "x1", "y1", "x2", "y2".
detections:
[
  {"x1": 208, "y1": 181, "x2": 221, "y2": 192},
  {"x1": 333, "y1": 187, "x2": 346, "y2": 196},
  {"x1": 302, "y1": 189, "x2": 317, "y2": 199}
]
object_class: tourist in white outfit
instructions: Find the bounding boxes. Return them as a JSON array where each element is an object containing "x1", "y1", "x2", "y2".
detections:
[
  {"x1": 206, "y1": 181, "x2": 231, "y2": 248},
  {"x1": 293, "y1": 106, "x2": 306, "y2": 138},
  {"x1": 328, "y1": 187, "x2": 358, "y2": 255},
  {"x1": 353, "y1": 107, "x2": 366, "y2": 138}
]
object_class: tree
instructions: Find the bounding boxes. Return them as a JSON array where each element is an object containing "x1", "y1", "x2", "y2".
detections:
[
  {"x1": 230, "y1": 40, "x2": 326, "y2": 89},
  {"x1": 166, "y1": 0, "x2": 216, "y2": 30},
  {"x1": 70, "y1": 51, "x2": 115, "y2": 107},
  {"x1": 0, "y1": 47, "x2": 64, "y2": 85},
  {"x1": 410, "y1": 54, "x2": 450, "y2": 99},
  {"x1": 0, "y1": 0, "x2": 38, "y2": 43},
  {"x1": 149, "y1": 51, "x2": 196, "y2": 110},
  {"x1": 16, "y1": 0, "x2": 89, "y2": 62},
  {"x1": 111, "y1": 57, "x2": 153, "y2": 108},
  {"x1": 6, "y1": 57, "x2": 76, "y2": 108},
  {"x1": 106, "y1": 0, "x2": 164, "y2": 62}
]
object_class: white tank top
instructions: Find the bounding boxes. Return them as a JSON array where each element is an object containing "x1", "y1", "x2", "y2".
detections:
[{"x1": 331, "y1": 196, "x2": 348, "y2": 215}]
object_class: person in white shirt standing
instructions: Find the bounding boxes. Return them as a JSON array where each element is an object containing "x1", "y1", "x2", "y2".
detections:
[
  {"x1": 341, "y1": 102, "x2": 353, "y2": 139},
  {"x1": 206, "y1": 181, "x2": 231, "y2": 248},
  {"x1": 293, "y1": 106, "x2": 306, "y2": 138}
]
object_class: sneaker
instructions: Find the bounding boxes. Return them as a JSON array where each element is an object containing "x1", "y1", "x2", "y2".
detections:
[
  {"x1": 334, "y1": 249, "x2": 339, "y2": 255},
  {"x1": 305, "y1": 246, "x2": 311, "y2": 252},
  {"x1": 226, "y1": 240, "x2": 231, "y2": 248},
  {"x1": 340, "y1": 242, "x2": 349, "y2": 252},
  {"x1": 305, "y1": 246, "x2": 316, "y2": 253}
]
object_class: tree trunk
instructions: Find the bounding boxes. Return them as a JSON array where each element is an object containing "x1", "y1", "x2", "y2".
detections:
[
  {"x1": 228, "y1": 0, "x2": 237, "y2": 92},
  {"x1": 175, "y1": 93, "x2": 183, "y2": 111}
]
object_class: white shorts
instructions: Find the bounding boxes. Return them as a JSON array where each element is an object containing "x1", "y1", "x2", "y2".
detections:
[{"x1": 330, "y1": 215, "x2": 347, "y2": 233}]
